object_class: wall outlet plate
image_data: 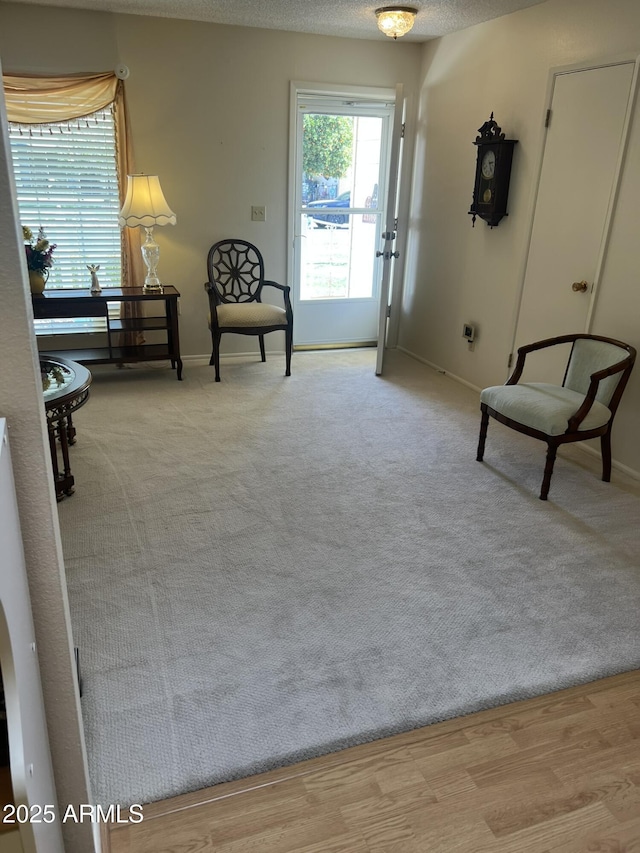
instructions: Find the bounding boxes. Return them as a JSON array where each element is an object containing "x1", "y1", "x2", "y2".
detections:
[{"x1": 251, "y1": 206, "x2": 266, "y2": 222}]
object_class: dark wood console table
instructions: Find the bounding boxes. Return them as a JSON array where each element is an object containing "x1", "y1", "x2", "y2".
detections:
[
  {"x1": 32, "y1": 286, "x2": 183, "y2": 380},
  {"x1": 41, "y1": 356, "x2": 92, "y2": 501}
]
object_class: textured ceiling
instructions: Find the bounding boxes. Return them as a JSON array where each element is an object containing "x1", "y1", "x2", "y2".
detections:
[{"x1": 6, "y1": 0, "x2": 550, "y2": 42}]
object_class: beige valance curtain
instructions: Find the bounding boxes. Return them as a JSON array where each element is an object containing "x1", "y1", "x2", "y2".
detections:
[
  {"x1": 3, "y1": 72, "x2": 144, "y2": 341},
  {"x1": 4, "y1": 72, "x2": 119, "y2": 124}
]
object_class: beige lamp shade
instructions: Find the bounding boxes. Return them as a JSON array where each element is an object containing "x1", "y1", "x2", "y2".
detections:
[
  {"x1": 375, "y1": 6, "x2": 417, "y2": 38},
  {"x1": 118, "y1": 174, "x2": 177, "y2": 228}
]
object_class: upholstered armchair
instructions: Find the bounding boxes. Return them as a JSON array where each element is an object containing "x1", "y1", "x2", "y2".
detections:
[
  {"x1": 204, "y1": 239, "x2": 293, "y2": 382},
  {"x1": 476, "y1": 334, "x2": 636, "y2": 500}
]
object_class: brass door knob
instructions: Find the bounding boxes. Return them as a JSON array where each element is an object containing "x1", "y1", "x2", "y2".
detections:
[{"x1": 572, "y1": 280, "x2": 589, "y2": 293}]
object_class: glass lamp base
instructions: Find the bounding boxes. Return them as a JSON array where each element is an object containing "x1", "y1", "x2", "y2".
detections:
[{"x1": 141, "y1": 226, "x2": 164, "y2": 293}]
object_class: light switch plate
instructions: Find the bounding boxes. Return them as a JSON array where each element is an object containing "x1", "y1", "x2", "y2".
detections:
[{"x1": 251, "y1": 206, "x2": 266, "y2": 222}]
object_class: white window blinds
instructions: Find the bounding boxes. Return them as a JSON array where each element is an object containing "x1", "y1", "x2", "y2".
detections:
[{"x1": 9, "y1": 106, "x2": 122, "y2": 290}]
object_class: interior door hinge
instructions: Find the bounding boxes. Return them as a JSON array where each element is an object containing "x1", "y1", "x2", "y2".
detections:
[
  {"x1": 401, "y1": 122, "x2": 405, "y2": 138},
  {"x1": 386, "y1": 305, "x2": 392, "y2": 318},
  {"x1": 394, "y1": 217, "x2": 398, "y2": 231},
  {"x1": 508, "y1": 353, "x2": 513, "y2": 368},
  {"x1": 545, "y1": 109, "x2": 552, "y2": 128}
]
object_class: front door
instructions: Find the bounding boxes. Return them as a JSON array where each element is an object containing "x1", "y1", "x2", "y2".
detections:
[
  {"x1": 291, "y1": 90, "x2": 395, "y2": 346},
  {"x1": 513, "y1": 60, "x2": 637, "y2": 380}
]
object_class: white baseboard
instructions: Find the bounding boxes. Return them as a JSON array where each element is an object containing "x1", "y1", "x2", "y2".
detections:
[
  {"x1": 573, "y1": 442, "x2": 640, "y2": 482},
  {"x1": 185, "y1": 348, "x2": 367, "y2": 365},
  {"x1": 397, "y1": 346, "x2": 640, "y2": 483},
  {"x1": 182, "y1": 354, "x2": 211, "y2": 365},
  {"x1": 397, "y1": 346, "x2": 482, "y2": 394},
  {"x1": 182, "y1": 351, "x2": 285, "y2": 366}
]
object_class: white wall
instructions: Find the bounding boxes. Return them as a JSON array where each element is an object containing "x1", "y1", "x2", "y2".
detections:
[
  {"x1": 0, "y1": 419, "x2": 65, "y2": 853},
  {"x1": 0, "y1": 4, "x2": 421, "y2": 360},
  {"x1": 401, "y1": 0, "x2": 640, "y2": 473},
  {"x1": 0, "y1": 61, "x2": 95, "y2": 853}
]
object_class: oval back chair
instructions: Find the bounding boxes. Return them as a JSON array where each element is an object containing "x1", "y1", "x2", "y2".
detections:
[{"x1": 204, "y1": 239, "x2": 293, "y2": 382}]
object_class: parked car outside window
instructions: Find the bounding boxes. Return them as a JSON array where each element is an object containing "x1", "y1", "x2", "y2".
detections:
[{"x1": 305, "y1": 191, "x2": 350, "y2": 227}]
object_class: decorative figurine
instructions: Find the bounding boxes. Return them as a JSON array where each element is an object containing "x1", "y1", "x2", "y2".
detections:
[{"x1": 87, "y1": 264, "x2": 101, "y2": 294}]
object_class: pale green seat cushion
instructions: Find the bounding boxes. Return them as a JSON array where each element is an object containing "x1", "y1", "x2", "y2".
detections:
[
  {"x1": 211, "y1": 303, "x2": 287, "y2": 328},
  {"x1": 480, "y1": 382, "x2": 611, "y2": 436}
]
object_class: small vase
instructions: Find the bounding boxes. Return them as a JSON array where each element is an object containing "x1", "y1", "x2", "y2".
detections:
[{"x1": 29, "y1": 269, "x2": 48, "y2": 295}]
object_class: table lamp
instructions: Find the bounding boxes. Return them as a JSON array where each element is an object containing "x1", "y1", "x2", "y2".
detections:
[{"x1": 118, "y1": 174, "x2": 176, "y2": 293}]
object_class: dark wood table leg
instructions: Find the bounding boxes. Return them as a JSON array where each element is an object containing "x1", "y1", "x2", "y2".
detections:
[
  {"x1": 57, "y1": 415, "x2": 75, "y2": 497},
  {"x1": 66, "y1": 411, "x2": 77, "y2": 445},
  {"x1": 48, "y1": 425, "x2": 64, "y2": 502},
  {"x1": 166, "y1": 295, "x2": 183, "y2": 380}
]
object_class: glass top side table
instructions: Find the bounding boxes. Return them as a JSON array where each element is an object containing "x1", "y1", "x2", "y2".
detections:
[{"x1": 41, "y1": 355, "x2": 92, "y2": 501}]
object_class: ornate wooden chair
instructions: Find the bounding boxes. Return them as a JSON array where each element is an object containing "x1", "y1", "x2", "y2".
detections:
[
  {"x1": 204, "y1": 239, "x2": 293, "y2": 382},
  {"x1": 476, "y1": 334, "x2": 636, "y2": 500}
]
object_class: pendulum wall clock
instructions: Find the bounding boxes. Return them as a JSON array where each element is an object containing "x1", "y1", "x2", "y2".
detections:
[{"x1": 469, "y1": 113, "x2": 517, "y2": 228}]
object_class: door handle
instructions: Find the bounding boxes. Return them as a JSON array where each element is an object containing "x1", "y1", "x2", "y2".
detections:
[{"x1": 571, "y1": 280, "x2": 589, "y2": 293}]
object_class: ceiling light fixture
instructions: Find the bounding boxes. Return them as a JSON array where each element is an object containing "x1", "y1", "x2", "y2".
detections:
[{"x1": 375, "y1": 6, "x2": 418, "y2": 39}]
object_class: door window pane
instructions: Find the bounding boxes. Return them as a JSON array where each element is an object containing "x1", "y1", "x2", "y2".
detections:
[
  {"x1": 351, "y1": 117, "x2": 383, "y2": 210},
  {"x1": 300, "y1": 213, "x2": 380, "y2": 300}
]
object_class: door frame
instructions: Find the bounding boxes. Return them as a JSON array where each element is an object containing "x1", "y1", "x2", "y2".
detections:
[
  {"x1": 288, "y1": 81, "x2": 399, "y2": 348},
  {"x1": 507, "y1": 54, "x2": 640, "y2": 373},
  {"x1": 376, "y1": 83, "x2": 405, "y2": 376}
]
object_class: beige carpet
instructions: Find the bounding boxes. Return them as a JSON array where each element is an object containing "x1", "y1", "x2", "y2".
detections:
[{"x1": 57, "y1": 350, "x2": 640, "y2": 807}]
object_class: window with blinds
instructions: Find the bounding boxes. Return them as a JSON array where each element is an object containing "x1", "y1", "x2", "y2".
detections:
[
  {"x1": 9, "y1": 105, "x2": 122, "y2": 291},
  {"x1": 9, "y1": 105, "x2": 122, "y2": 333}
]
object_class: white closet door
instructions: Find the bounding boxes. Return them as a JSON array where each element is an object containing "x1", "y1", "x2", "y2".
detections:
[{"x1": 514, "y1": 61, "x2": 636, "y2": 381}]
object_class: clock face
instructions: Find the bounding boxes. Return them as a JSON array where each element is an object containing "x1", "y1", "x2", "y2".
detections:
[{"x1": 481, "y1": 149, "x2": 496, "y2": 179}]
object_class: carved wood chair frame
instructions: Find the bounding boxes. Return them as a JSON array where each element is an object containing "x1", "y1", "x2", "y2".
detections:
[
  {"x1": 204, "y1": 239, "x2": 293, "y2": 382},
  {"x1": 476, "y1": 333, "x2": 636, "y2": 500}
]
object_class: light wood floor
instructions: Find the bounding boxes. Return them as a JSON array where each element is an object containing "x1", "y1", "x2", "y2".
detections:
[
  {"x1": 0, "y1": 764, "x2": 15, "y2": 835},
  {"x1": 103, "y1": 670, "x2": 640, "y2": 852}
]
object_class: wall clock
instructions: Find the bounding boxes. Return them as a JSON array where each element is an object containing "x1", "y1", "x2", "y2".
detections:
[{"x1": 468, "y1": 113, "x2": 517, "y2": 227}]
